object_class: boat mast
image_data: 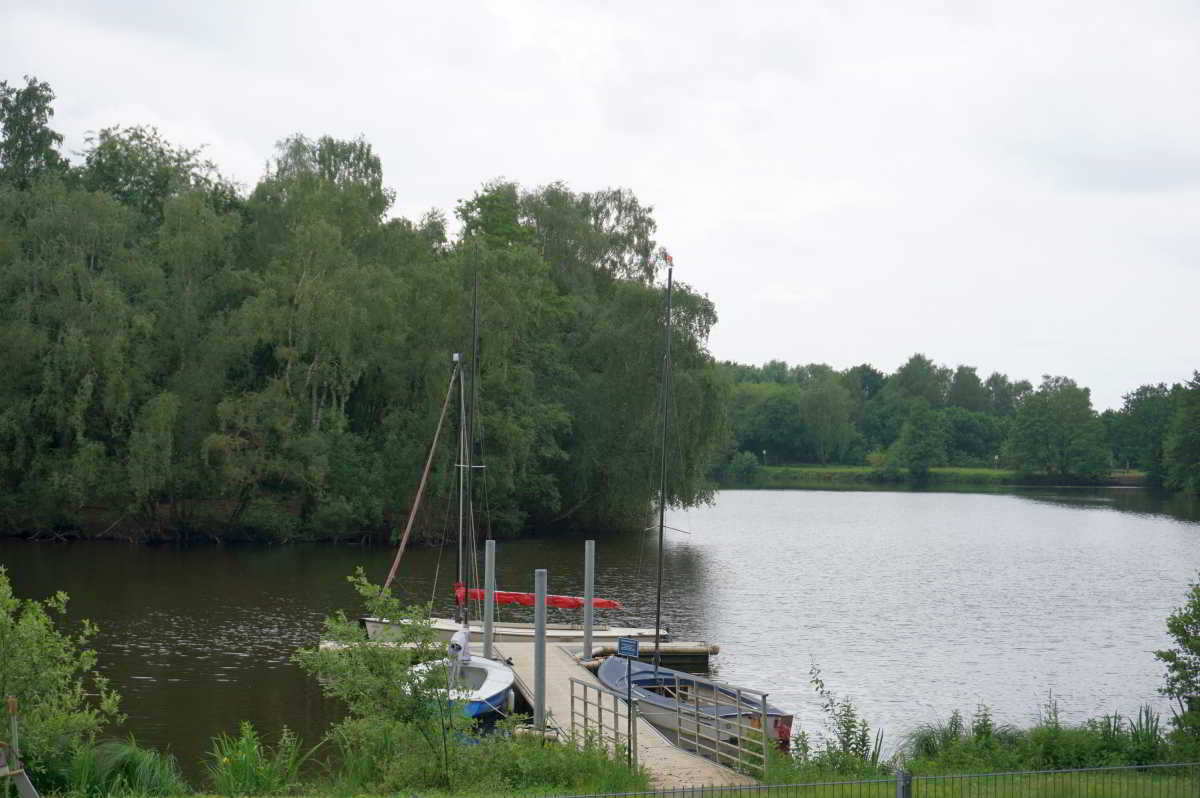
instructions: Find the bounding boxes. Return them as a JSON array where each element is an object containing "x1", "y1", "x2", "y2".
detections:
[
  {"x1": 459, "y1": 263, "x2": 482, "y2": 626},
  {"x1": 469, "y1": 264, "x2": 482, "y2": 541},
  {"x1": 457, "y1": 352, "x2": 468, "y2": 626},
  {"x1": 653, "y1": 263, "x2": 674, "y2": 676}
]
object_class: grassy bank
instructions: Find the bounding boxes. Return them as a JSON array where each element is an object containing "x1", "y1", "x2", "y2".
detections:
[{"x1": 725, "y1": 465, "x2": 1147, "y2": 490}]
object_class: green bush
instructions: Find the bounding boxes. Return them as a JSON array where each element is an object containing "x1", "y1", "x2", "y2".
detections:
[
  {"x1": 0, "y1": 567, "x2": 121, "y2": 786},
  {"x1": 205, "y1": 720, "x2": 318, "y2": 796},
  {"x1": 728, "y1": 450, "x2": 761, "y2": 484},
  {"x1": 771, "y1": 665, "x2": 888, "y2": 783}
]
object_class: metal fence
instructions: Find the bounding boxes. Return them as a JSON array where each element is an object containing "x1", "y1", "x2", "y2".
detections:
[
  {"x1": 541, "y1": 762, "x2": 1200, "y2": 798},
  {"x1": 570, "y1": 677, "x2": 639, "y2": 768},
  {"x1": 655, "y1": 670, "x2": 771, "y2": 780}
]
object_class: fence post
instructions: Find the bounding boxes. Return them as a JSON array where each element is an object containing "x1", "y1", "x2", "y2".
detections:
[
  {"x1": 896, "y1": 769, "x2": 912, "y2": 798},
  {"x1": 631, "y1": 698, "x2": 639, "y2": 768}
]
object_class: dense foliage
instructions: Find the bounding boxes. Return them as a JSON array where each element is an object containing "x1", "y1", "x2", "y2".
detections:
[
  {"x1": 0, "y1": 76, "x2": 728, "y2": 542},
  {"x1": 721, "y1": 354, "x2": 1199, "y2": 488},
  {"x1": 1156, "y1": 572, "x2": 1200, "y2": 755},
  {"x1": 0, "y1": 567, "x2": 122, "y2": 786}
]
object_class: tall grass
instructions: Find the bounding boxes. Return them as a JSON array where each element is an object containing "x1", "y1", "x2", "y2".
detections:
[
  {"x1": 67, "y1": 738, "x2": 189, "y2": 796},
  {"x1": 901, "y1": 701, "x2": 1170, "y2": 774},
  {"x1": 325, "y1": 715, "x2": 647, "y2": 794},
  {"x1": 206, "y1": 721, "x2": 319, "y2": 796}
]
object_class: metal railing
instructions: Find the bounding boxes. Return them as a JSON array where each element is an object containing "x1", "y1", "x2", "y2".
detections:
[
  {"x1": 658, "y1": 671, "x2": 771, "y2": 780},
  {"x1": 538, "y1": 761, "x2": 1200, "y2": 798},
  {"x1": 570, "y1": 677, "x2": 639, "y2": 767}
]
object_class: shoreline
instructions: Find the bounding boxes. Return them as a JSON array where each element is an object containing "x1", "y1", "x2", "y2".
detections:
[
  {"x1": 719, "y1": 464, "x2": 1148, "y2": 491},
  {"x1": 0, "y1": 471, "x2": 1153, "y2": 544}
]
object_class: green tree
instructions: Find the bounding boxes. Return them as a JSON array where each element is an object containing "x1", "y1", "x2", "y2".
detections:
[
  {"x1": 1155, "y1": 573, "x2": 1200, "y2": 746},
  {"x1": 0, "y1": 568, "x2": 122, "y2": 783},
  {"x1": 891, "y1": 399, "x2": 946, "y2": 479},
  {"x1": 1108, "y1": 383, "x2": 1177, "y2": 483},
  {"x1": 859, "y1": 387, "x2": 912, "y2": 450},
  {"x1": 797, "y1": 375, "x2": 855, "y2": 463},
  {"x1": 0, "y1": 75, "x2": 67, "y2": 189},
  {"x1": 891, "y1": 353, "x2": 950, "y2": 407},
  {"x1": 984, "y1": 372, "x2": 1032, "y2": 417},
  {"x1": 1164, "y1": 373, "x2": 1200, "y2": 496},
  {"x1": 80, "y1": 125, "x2": 235, "y2": 224},
  {"x1": 940, "y1": 407, "x2": 1005, "y2": 466},
  {"x1": 1006, "y1": 376, "x2": 1109, "y2": 478},
  {"x1": 293, "y1": 570, "x2": 458, "y2": 788},
  {"x1": 948, "y1": 365, "x2": 988, "y2": 412}
]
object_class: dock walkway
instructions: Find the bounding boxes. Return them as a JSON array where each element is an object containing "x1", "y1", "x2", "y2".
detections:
[{"x1": 494, "y1": 643, "x2": 754, "y2": 790}]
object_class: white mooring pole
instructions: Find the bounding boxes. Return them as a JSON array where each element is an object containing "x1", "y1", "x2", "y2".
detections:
[
  {"x1": 583, "y1": 540, "x2": 595, "y2": 660},
  {"x1": 483, "y1": 539, "x2": 496, "y2": 659},
  {"x1": 534, "y1": 568, "x2": 547, "y2": 731}
]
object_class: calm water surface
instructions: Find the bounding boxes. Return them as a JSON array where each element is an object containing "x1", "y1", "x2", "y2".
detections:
[{"x1": 2, "y1": 487, "x2": 1199, "y2": 773}]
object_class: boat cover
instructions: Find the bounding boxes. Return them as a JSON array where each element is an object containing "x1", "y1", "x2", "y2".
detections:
[{"x1": 454, "y1": 582, "x2": 622, "y2": 609}]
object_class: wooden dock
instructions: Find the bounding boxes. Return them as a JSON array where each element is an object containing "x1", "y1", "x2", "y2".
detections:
[{"x1": 494, "y1": 643, "x2": 755, "y2": 790}]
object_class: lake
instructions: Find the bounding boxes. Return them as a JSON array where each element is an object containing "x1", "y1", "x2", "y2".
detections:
[{"x1": 2, "y1": 487, "x2": 1198, "y2": 774}]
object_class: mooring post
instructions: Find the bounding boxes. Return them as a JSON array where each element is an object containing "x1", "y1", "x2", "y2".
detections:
[
  {"x1": 483, "y1": 540, "x2": 496, "y2": 659},
  {"x1": 583, "y1": 540, "x2": 595, "y2": 660},
  {"x1": 534, "y1": 568, "x2": 547, "y2": 732}
]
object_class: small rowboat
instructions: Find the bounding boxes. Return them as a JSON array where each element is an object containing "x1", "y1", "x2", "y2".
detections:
[{"x1": 597, "y1": 656, "x2": 793, "y2": 751}]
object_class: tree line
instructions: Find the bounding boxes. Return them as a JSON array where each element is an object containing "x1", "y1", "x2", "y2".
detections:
[
  {"x1": 717, "y1": 353, "x2": 1200, "y2": 490},
  {"x1": 0, "y1": 75, "x2": 728, "y2": 542},
  {"x1": 2, "y1": 74, "x2": 1197, "y2": 544}
]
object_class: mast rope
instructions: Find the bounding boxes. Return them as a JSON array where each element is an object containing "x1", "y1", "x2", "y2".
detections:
[
  {"x1": 430, "y1": 463, "x2": 456, "y2": 606},
  {"x1": 381, "y1": 362, "x2": 460, "y2": 595}
]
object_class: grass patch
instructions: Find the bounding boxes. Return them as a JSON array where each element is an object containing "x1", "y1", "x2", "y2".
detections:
[{"x1": 67, "y1": 738, "x2": 189, "y2": 797}]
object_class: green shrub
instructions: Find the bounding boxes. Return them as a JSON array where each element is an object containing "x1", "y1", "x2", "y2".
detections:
[
  {"x1": 728, "y1": 451, "x2": 761, "y2": 484},
  {"x1": 0, "y1": 567, "x2": 122, "y2": 786},
  {"x1": 770, "y1": 665, "x2": 888, "y2": 783},
  {"x1": 206, "y1": 721, "x2": 318, "y2": 795}
]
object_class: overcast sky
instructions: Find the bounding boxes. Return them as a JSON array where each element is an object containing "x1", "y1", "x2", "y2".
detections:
[{"x1": 6, "y1": 1, "x2": 1198, "y2": 409}]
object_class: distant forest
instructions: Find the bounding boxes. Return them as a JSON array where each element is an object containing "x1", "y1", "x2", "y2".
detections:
[
  {"x1": 715, "y1": 355, "x2": 1200, "y2": 491},
  {"x1": 1, "y1": 75, "x2": 1198, "y2": 543}
]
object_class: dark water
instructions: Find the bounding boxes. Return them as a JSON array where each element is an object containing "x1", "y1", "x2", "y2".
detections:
[{"x1": 2, "y1": 487, "x2": 1198, "y2": 774}]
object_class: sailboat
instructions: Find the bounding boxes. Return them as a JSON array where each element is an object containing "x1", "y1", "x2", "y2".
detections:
[
  {"x1": 595, "y1": 260, "x2": 793, "y2": 750},
  {"x1": 365, "y1": 281, "x2": 661, "y2": 647},
  {"x1": 369, "y1": 349, "x2": 515, "y2": 720}
]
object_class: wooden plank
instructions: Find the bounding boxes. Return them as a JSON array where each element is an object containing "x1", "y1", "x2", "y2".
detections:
[{"x1": 495, "y1": 643, "x2": 755, "y2": 790}]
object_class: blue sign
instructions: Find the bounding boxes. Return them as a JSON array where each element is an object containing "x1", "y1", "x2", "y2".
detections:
[{"x1": 617, "y1": 636, "x2": 640, "y2": 658}]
